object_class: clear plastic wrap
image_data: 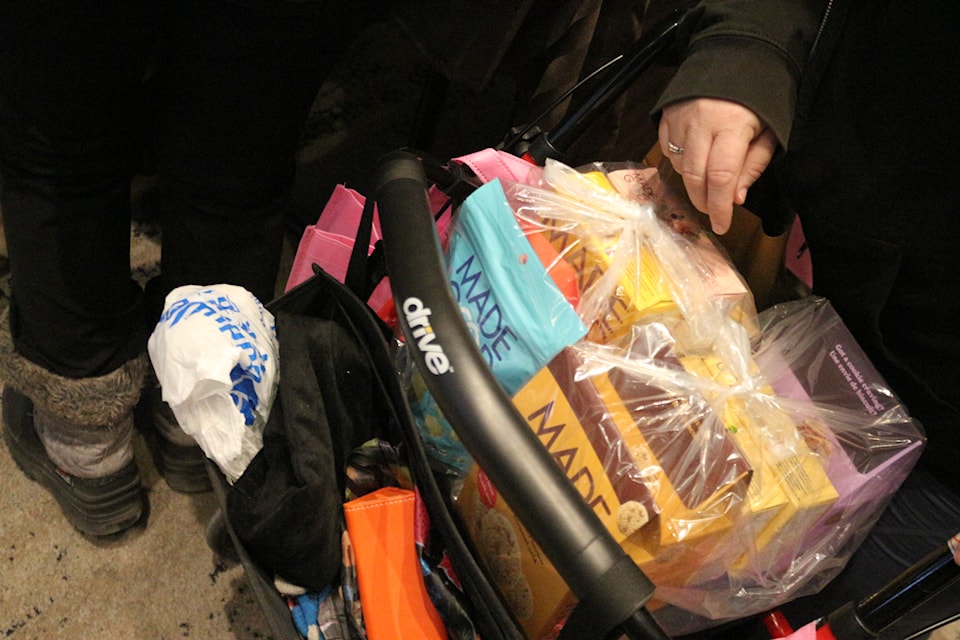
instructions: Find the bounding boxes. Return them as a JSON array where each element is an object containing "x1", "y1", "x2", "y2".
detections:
[
  {"x1": 647, "y1": 296, "x2": 924, "y2": 634},
  {"x1": 403, "y1": 155, "x2": 925, "y2": 637}
]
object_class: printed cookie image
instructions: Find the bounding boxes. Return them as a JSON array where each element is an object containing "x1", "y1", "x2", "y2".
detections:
[
  {"x1": 617, "y1": 500, "x2": 650, "y2": 536},
  {"x1": 499, "y1": 572, "x2": 535, "y2": 622},
  {"x1": 628, "y1": 444, "x2": 662, "y2": 486},
  {"x1": 478, "y1": 509, "x2": 534, "y2": 620},
  {"x1": 478, "y1": 509, "x2": 522, "y2": 580}
]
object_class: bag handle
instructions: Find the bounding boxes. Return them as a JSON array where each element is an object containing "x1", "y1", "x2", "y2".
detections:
[
  {"x1": 345, "y1": 153, "x2": 480, "y2": 303},
  {"x1": 372, "y1": 150, "x2": 670, "y2": 640},
  {"x1": 343, "y1": 194, "x2": 378, "y2": 300}
]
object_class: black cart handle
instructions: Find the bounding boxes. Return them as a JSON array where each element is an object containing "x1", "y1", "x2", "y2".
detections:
[{"x1": 373, "y1": 151, "x2": 670, "y2": 640}]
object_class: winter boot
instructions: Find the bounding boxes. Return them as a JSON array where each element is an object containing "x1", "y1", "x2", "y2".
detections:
[
  {"x1": 0, "y1": 314, "x2": 147, "y2": 536},
  {"x1": 141, "y1": 382, "x2": 212, "y2": 493},
  {"x1": 139, "y1": 276, "x2": 211, "y2": 493}
]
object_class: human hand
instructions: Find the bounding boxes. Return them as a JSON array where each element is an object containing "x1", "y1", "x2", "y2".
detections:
[{"x1": 659, "y1": 98, "x2": 777, "y2": 234}]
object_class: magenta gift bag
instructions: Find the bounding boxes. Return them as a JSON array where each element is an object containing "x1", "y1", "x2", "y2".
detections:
[{"x1": 287, "y1": 184, "x2": 383, "y2": 290}]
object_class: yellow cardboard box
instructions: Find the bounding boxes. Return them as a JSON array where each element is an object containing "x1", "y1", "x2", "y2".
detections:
[
  {"x1": 681, "y1": 355, "x2": 839, "y2": 569},
  {"x1": 544, "y1": 224, "x2": 676, "y2": 343},
  {"x1": 456, "y1": 347, "x2": 752, "y2": 639}
]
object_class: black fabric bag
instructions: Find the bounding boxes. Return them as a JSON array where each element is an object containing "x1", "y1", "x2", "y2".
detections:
[
  {"x1": 226, "y1": 271, "x2": 388, "y2": 589},
  {"x1": 218, "y1": 264, "x2": 524, "y2": 639}
]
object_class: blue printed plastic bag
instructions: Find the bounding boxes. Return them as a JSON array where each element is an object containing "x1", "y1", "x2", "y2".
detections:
[{"x1": 148, "y1": 284, "x2": 279, "y2": 483}]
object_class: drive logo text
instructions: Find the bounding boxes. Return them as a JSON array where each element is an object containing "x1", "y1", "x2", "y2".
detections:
[{"x1": 403, "y1": 297, "x2": 452, "y2": 375}]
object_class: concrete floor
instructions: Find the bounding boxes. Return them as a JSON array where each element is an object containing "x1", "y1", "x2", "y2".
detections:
[{"x1": 0, "y1": 417, "x2": 274, "y2": 639}]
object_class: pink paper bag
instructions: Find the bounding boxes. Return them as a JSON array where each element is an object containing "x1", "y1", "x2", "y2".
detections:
[{"x1": 286, "y1": 184, "x2": 383, "y2": 292}]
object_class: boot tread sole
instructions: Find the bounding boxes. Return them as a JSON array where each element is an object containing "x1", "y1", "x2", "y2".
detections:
[{"x1": 2, "y1": 389, "x2": 144, "y2": 536}]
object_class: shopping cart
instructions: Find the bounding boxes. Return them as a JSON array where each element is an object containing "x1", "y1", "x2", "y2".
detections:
[
  {"x1": 201, "y1": 6, "x2": 960, "y2": 639},
  {"x1": 204, "y1": 145, "x2": 960, "y2": 640}
]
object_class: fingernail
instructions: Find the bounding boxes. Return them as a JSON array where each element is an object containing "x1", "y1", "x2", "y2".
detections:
[{"x1": 736, "y1": 188, "x2": 748, "y2": 204}]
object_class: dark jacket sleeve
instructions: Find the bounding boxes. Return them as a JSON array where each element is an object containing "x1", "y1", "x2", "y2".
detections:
[{"x1": 653, "y1": 0, "x2": 826, "y2": 147}]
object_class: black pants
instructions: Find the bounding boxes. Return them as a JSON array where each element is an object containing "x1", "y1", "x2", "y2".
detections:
[{"x1": 0, "y1": 0, "x2": 372, "y2": 378}]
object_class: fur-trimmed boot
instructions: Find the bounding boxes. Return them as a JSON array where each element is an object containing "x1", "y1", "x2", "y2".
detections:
[{"x1": 0, "y1": 314, "x2": 147, "y2": 536}]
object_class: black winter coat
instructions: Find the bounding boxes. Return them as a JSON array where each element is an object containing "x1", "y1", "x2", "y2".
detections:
[{"x1": 657, "y1": 0, "x2": 960, "y2": 491}]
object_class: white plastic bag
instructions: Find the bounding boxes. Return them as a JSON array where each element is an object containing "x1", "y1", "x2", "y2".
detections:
[{"x1": 148, "y1": 284, "x2": 279, "y2": 483}]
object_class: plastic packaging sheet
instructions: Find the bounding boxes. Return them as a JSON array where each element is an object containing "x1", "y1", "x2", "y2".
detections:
[{"x1": 401, "y1": 156, "x2": 925, "y2": 638}]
